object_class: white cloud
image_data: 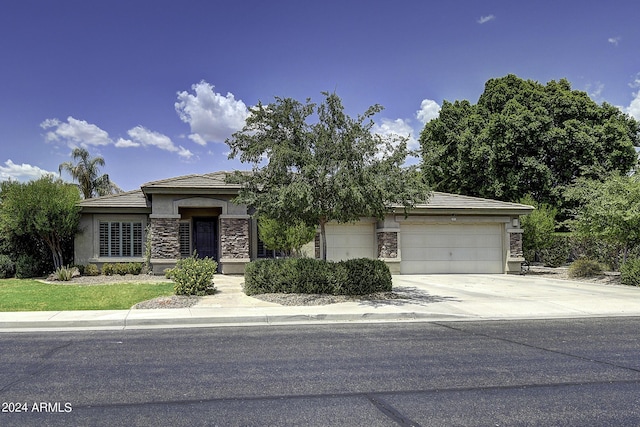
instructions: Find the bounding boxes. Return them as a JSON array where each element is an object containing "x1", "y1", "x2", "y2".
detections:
[
  {"x1": 115, "y1": 138, "x2": 140, "y2": 148},
  {"x1": 40, "y1": 116, "x2": 112, "y2": 147},
  {"x1": 0, "y1": 159, "x2": 55, "y2": 182},
  {"x1": 608, "y1": 36, "x2": 621, "y2": 46},
  {"x1": 372, "y1": 118, "x2": 419, "y2": 151},
  {"x1": 622, "y1": 76, "x2": 640, "y2": 121},
  {"x1": 586, "y1": 82, "x2": 605, "y2": 102},
  {"x1": 477, "y1": 15, "x2": 495, "y2": 24},
  {"x1": 126, "y1": 126, "x2": 193, "y2": 159},
  {"x1": 625, "y1": 91, "x2": 640, "y2": 120},
  {"x1": 175, "y1": 81, "x2": 249, "y2": 145},
  {"x1": 416, "y1": 99, "x2": 441, "y2": 124}
]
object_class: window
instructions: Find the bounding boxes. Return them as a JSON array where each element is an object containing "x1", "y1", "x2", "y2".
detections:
[
  {"x1": 179, "y1": 221, "x2": 191, "y2": 258},
  {"x1": 256, "y1": 235, "x2": 285, "y2": 258},
  {"x1": 99, "y1": 221, "x2": 143, "y2": 257}
]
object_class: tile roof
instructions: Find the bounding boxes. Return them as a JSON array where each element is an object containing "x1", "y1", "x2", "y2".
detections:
[
  {"x1": 141, "y1": 171, "x2": 243, "y2": 191},
  {"x1": 77, "y1": 172, "x2": 534, "y2": 214},
  {"x1": 417, "y1": 192, "x2": 533, "y2": 211},
  {"x1": 77, "y1": 189, "x2": 150, "y2": 209}
]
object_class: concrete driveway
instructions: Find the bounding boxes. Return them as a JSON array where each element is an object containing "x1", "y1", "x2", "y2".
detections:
[{"x1": 391, "y1": 274, "x2": 640, "y2": 320}]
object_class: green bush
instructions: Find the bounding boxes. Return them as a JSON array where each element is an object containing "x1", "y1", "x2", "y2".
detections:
[
  {"x1": 101, "y1": 263, "x2": 115, "y2": 276},
  {"x1": 336, "y1": 258, "x2": 392, "y2": 295},
  {"x1": 128, "y1": 262, "x2": 143, "y2": 275},
  {"x1": 0, "y1": 255, "x2": 15, "y2": 279},
  {"x1": 568, "y1": 258, "x2": 603, "y2": 278},
  {"x1": 84, "y1": 264, "x2": 100, "y2": 276},
  {"x1": 167, "y1": 256, "x2": 218, "y2": 296},
  {"x1": 54, "y1": 266, "x2": 75, "y2": 281},
  {"x1": 15, "y1": 255, "x2": 45, "y2": 279},
  {"x1": 540, "y1": 235, "x2": 571, "y2": 267},
  {"x1": 620, "y1": 258, "x2": 640, "y2": 286},
  {"x1": 102, "y1": 262, "x2": 144, "y2": 276},
  {"x1": 244, "y1": 258, "x2": 392, "y2": 296}
]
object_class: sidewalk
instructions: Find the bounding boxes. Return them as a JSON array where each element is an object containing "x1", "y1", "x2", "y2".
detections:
[{"x1": 1, "y1": 274, "x2": 640, "y2": 332}]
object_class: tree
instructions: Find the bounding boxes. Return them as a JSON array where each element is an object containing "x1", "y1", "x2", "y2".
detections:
[
  {"x1": 420, "y1": 74, "x2": 639, "y2": 216},
  {"x1": 226, "y1": 92, "x2": 430, "y2": 260},
  {"x1": 519, "y1": 194, "x2": 557, "y2": 261},
  {"x1": 59, "y1": 147, "x2": 122, "y2": 198},
  {"x1": 566, "y1": 173, "x2": 640, "y2": 264},
  {"x1": 257, "y1": 214, "x2": 316, "y2": 257},
  {"x1": 0, "y1": 176, "x2": 81, "y2": 270}
]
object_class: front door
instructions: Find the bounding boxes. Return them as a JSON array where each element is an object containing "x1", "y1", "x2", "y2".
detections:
[{"x1": 193, "y1": 218, "x2": 217, "y2": 260}]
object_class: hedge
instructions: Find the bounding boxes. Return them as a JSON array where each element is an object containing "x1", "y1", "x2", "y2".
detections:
[
  {"x1": 244, "y1": 258, "x2": 392, "y2": 296},
  {"x1": 621, "y1": 258, "x2": 640, "y2": 287}
]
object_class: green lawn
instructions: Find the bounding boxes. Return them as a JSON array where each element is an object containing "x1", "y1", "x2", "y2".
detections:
[{"x1": 0, "y1": 279, "x2": 175, "y2": 311}]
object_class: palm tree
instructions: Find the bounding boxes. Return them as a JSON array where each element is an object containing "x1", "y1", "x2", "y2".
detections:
[{"x1": 58, "y1": 148, "x2": 122, "y2": 198}]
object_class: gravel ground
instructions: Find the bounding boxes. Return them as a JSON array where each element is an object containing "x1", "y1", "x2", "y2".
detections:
[{"x1": 44, "y1": 267, "x2": 624, "y2": 309}]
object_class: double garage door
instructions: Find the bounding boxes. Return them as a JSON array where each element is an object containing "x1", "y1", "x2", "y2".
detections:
[
  {"x1": 400, "y1": 223, "x2": 504, "y2": 274},
  {"x1": 325, "y1": 221, "x2": 504, "y2": 274}
]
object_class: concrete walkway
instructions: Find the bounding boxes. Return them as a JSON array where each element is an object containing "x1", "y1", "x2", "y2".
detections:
[{"x1": 1, "y1": 274, "x2": 640, "y2": 331}]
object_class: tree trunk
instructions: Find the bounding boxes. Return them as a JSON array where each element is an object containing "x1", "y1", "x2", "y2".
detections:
[{"x1": 43, "y1": 234, "x2": 64, "y2": 270}]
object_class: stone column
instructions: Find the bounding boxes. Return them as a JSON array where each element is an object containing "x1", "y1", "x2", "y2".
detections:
[
  {"x1": 509, "y1": 232, "x2": 523, "y2": 258},
  {"x1": 149, "y1": 215, "x2": 180, "y2": 274},
  {"x1": 506, "y1": 218, "x2": 525, "y2": 274},
  {"x1": 377, "y1": 231, "x2": 398, "y2": 259},
  {"x1": 376, "y1": 229, "x2": 400, "y2": 274},
  {"x1": 219, "y1": 215, "x2": 250, "y2": 274}
]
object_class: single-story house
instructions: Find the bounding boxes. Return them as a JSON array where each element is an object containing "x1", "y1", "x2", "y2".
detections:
[{"x1": 74, "y1": 171, "x2": 533, "y2": 275}]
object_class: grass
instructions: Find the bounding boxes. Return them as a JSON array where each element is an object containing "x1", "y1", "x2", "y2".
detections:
[{"x1": 0, "y1": 279, "x2": 175, "y2": 311}]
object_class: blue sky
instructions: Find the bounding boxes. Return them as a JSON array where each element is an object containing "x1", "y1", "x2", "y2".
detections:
[{"x1": 1, "y1": 0, "x2": 639, "y2": 191}]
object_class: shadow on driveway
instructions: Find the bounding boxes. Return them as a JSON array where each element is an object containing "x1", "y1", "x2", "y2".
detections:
[{"x1": 356, "y1": 286, "x2": 460, "y2": 308}]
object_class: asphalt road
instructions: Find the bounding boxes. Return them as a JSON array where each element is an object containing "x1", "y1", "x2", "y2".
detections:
[{"x1": 1, "y1": 318, "x2": 639, "y2": 426}]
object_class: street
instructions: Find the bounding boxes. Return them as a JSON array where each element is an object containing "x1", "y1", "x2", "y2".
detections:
[{"x1": 1, "y1": 318, "x2": 639, "y2": 426}]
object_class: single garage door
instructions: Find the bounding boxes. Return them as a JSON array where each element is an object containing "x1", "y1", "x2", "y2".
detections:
[
  {"x1": 401, "y1": 223, "x2": 504, "y2": 274},
  {"x1": 325, "y1": 222, "x2": 375, "y2": 261}
]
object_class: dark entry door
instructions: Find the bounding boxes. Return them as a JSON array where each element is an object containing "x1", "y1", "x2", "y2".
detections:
[{"x1": 193, "y1": 218, "x2": 217, "y2": 260}]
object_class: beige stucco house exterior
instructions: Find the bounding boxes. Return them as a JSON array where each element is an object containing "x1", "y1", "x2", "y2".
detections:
[{"x1": 74, "y1": 171, "x2": 533, "y2": 275}]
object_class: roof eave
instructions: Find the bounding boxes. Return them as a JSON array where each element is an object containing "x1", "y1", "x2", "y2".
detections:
[
  {"x1": 141, "y1": 187, "x2": 241, "y2": 196},
  {"x1": 389, "y1": 206, "x2": 534, "y2": 216}
]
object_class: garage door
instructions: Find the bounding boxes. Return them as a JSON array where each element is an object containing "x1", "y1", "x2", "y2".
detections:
[
  {"x1": 400, "y1": 223, "x2": 503, "y2": 274},
  {"x1": 325, "y1": 222, "x2": 375, "y2": 261}
]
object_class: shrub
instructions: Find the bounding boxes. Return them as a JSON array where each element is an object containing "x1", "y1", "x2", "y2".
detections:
[
  {"x1": 540, "y1": 235, "x2": 571, "y2": 267},
  {"x1": 245, "y1": 258, "x2": 336, "y2": 295},
  {"x1": 127, "y1": 262, "x2": 143, "y2": 275},
  {"x1": 519, "y1": 194, "x2": 557, "y2": 262},
  {"x1": 620, "y1": 258, "x2": 640, "y2": 286},
  {"x1": 84, "y1": 264, "x2": 100, "y2": 276},
  {"x1": 15, "y1": 254, "x2": 45, "y2": 279},
  {"x1": 113, "y1": 263, "x2": 127, "y2": 275},
  {"x1": 167, "y1": 256, "x2": 218, "y2": 296},
  {"x1": 568, "y1": 258, "x2": 604, "y2": 278},
  {"x1": 0, "y1": 254, "x2": 15, "y2": 279},
  {"x1": 244, "y1": 258, "x2": 392, "y2": 296},
  {"x1": 335, "y1": 258, "x2": 392, "y2": 295},
  {"x1": 101, "y1": 263, "x2": 115, "y2": 276},
  {"x1": 53, "y1": 265, "x2": 78, "y2": 281}
]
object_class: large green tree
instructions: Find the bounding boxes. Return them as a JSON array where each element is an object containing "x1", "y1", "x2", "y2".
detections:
[
  {"x1": 257, "y1": 214, "x2": 316, "y2": 258},
  {"x1": 226, "y1": 92, "x2": 430, "y2": 259},
  {"x1": 0, "y1": 176, "x2": 81, "y2": 269},
  {"x1": 59, "y1": 147, "x2": 121, "y2": 199},
  {"x1": 420, "y1": 74, "x2": 639, "y2": 214},
  {"x1": 566, "y1": 173, "x2": 640, "y2": 264}
]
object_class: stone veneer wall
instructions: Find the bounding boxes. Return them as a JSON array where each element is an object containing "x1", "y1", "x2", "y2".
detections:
[
  {"x1": 377, "y1": 231, "x2": 398, "y2": 258},
  {"x1": 150, "y1": 217, "x2": 180, "y2": 259},
  {"x1": 220, "y1": 217, "x2": 250, "y2": 259},
  {"x1": 509, "y1": 232, "x2": 523, "y2": 258}
]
